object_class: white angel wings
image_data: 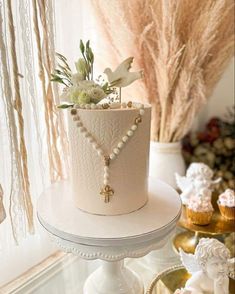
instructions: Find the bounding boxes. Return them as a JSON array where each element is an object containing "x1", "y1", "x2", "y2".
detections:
[
  {"x1": 179, "y1": 248, "x2": 201, "y2": 274},
  {"x1": 175, "y1": 173, "x2": 194, "y2": 205}
]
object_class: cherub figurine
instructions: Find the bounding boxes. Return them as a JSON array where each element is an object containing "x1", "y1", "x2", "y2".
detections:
[
  {"x1": 175, "y1": 163, "x2": 221, "y2": 205},
  {"x1": 179, "y1": 238, "x2": 234, "y2": 294}
]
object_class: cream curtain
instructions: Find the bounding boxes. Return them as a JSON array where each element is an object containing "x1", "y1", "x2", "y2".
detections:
[{"x1": 0, "y1": 0, "x2": 68, "y2": 246}]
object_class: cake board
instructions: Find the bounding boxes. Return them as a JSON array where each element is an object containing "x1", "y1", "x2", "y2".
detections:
[{"x1": 37, "y1": 178, "x2": 182, "y2": 294}]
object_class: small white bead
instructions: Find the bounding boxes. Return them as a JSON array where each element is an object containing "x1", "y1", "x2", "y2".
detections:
[
  {"x1": 104, "y1": 174, "x2": 109, "y2": 181},
  {"x1": 80, "y1": 104, "x2": 85, "y2": 109},
  {"x1": 104, "y1": 166, "x2": 109, "y2": 173},
  {"x1": 110, "y1": 153, "x2": 116, "y2": 160},
  {"x1": 104, "y1": 179, "x2": 109, "y2": 185},
  {"x1": 117, "y1": 142, "x2": 124, "y2": 149},
  {"x1": 131, "y1": 124, "x2": 138, "y2": 131},
  {"x1": 91, "y1": 103, "x2": 96, "y2": 109},
  {"x1": 113, "y1": 148, "x2": 120, "y2": 155},
  {"x1": 80, "y1": 127, "x2": 86, "y2": 133},
  {"x1": 122, "y1": 136, "x2": 129, "y2": 143},
  {"x1": 92, "y1": 142, "x2": 99, "y2": 150},
  {"x1": 121, "y1": 102, "x2": 127, "y2": 108},
  {"x1": 73, "y1": 116, "x2": 79, "y2": 121},
  {"x1": 87, "y1": 136, "x2": 94, "y2": 143},
  {"x1": 85, "y1": 104, "x2": 91, "y2": 109},
  {"x1": 97, "y1": 104, "x2": 102, "y2": 109},
  {"x1": 140, "y1": 109, "x2": 145, "y2": 115},
  {"x1": 127, "y1": 130, "x2": 134, "y2": 137},
  {"x1": 77, "y1": 122, "x2": 82, "y2": 127},
  {"x1": 97, "y1": 149, "x2": 104, "y2": 156}
]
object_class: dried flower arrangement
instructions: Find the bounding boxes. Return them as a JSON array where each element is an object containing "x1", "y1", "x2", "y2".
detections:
[{"x1": 92, "y1": 0, "x2": 234, "y2": 142}]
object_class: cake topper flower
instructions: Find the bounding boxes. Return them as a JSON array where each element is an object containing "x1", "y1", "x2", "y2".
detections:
[
  {"x1": 51, "y1": 40, "x2": 143, "y2": 107},
  {"x1": 179, "y1": 238, "x2": 235, "y2": 294}
]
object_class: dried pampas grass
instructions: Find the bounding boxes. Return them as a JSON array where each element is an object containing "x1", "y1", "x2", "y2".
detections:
[{"x1": 92, "y1": 0, "x2": 234, "y2": 142}]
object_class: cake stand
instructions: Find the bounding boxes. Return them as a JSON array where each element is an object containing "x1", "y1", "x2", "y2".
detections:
[{"x1": 37, "y1": 178, "x2": 181, "y2": 294}]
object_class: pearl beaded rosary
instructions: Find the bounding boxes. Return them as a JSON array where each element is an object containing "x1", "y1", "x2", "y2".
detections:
[{"x1": 70, "y1": 101, "x2": 145, "y2": 203}]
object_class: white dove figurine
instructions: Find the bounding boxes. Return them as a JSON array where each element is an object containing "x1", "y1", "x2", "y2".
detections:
[{"x1": 104, "y1": 57, "x2": 143, "y2": 102}]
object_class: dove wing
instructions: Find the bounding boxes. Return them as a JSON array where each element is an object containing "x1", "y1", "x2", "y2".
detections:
[
  {"x1": 175, "y1": 174, "x2": 192, "y2": 191},
  {"x1": 179, "y1": 248, "x2": 201, "y2": 274},
  {"x1": 114, "y1": 57, "x2": 134, "y2": 73}
]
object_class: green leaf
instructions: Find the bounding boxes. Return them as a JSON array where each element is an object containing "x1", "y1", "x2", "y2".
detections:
[
  {"x1": 86, "y1": 40, "x2": 90, "y2": 49},
  {"x1": 57, "y1": 104, "x2": 74, "y2": 109},
  {"x1": 80, "y1": 40, "x2": 85, "y2": 54}
]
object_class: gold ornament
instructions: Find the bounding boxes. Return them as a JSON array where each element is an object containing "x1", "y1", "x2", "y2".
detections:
[{"x1": 100, "y1": 185, "x2": 114, "y2": 203}]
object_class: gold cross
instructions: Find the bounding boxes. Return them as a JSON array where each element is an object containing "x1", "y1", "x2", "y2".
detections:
[{"x1": 100, "y1": 185, "x2": 114, "y2": 203}]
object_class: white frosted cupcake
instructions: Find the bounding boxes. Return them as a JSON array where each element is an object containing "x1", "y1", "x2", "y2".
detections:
[
  {"x1": 186, "y1": 197, "x2": 214, "y2": 226},
  {"x1": 217, "y1": 189, "x2": 235, "y2": 220}
]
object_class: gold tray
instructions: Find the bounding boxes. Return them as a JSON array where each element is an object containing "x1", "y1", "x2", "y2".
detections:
[
  {"x1": 146, "y1": 265, "x2": 235, "y2": 294},
  {"x1": 178, "y1": 203, "x2": 235, "y2": 236}
]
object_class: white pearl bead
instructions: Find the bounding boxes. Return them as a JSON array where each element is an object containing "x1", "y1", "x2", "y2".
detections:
[
  {"x1": 131, "y1": 124, "x2": 138, "y2": 131},
  {"x1": 117, "y1": 142, "x2": 124, "y2": 149},
  {"x1": 113, "y1": 148, "x2": 120, "y2": 155},
  {"x1": 87, "y1": 136, "x2": 94, "y2": 143},
  {"x1": 110, "y1": 153, "x2": 116, "y2": 160},
  {"x1": 77, "y1": 122, "x2": 82, "y2": 127},
  {"x1": 127, "y1": 130, "x2": 134, "y2": 137},
  {"x1": 104, "y1": 179, "x2": 109, "y2": 185},
  {"x1": 91, "y1": 103, "x2": 96, "y2": 109},
  {"x1": 121, "y1": 102, "x2": 127, "y2": 108},
  {"x1": 122, "y1": 136, "x2": 129, "y2": 142},
  {"x1": 85, "y1": 104, "x2": 91, "y2": 109},
  {"x1": 73, "y1": 116, "x2": 80, "y2": 121},
  {"x1": 80, "y1": 127, "x2": 86, "y2": 133},
  {"x1": 97, "y1": 104, "x2": 102, "y2": 109},
  {"x1": 75, "y1": 104, "x2": 80, "y2": 109},
  {"x1": 140, "y1": 109, "x2": 145, "y2": 115},
  {"x1": 97, "y1": 149, "x2": 104, "y2": 156},
  {"x1": 80, "y1": 104, "x2": 85, "y2": 109},
  {"x1": 92, "y1": 142, "x2": 99, "y2": 150},
  {"x1": 104, "y1": 174, "x2": 109, "y2": 181}
]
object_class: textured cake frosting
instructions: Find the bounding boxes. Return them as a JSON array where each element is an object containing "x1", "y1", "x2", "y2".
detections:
[{"x1": 68, "y1": 105, "x2": 151, "y2": 215}]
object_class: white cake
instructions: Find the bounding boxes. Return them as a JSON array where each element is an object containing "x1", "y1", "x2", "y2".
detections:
[{"x1": 68, "y1": 104, "x2": 151, "y2": 215}]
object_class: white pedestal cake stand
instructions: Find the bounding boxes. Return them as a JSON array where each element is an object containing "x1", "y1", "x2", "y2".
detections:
[{"x1": 37, "y1": 178, "x2": 181, "y2": 294}]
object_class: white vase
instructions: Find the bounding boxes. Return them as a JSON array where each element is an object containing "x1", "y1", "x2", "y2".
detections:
[{"x1": 149, "y1": 141, "x2": 186, "y2": 189}]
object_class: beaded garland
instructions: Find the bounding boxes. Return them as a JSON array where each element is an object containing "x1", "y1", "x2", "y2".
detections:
[{"x1": 70, "y1": 101, "x2": 145, "y2": 203}]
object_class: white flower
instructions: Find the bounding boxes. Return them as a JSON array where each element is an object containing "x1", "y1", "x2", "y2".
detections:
[
  {"x1": 60, "y1": 88, "x2": 70, "y2": 102},
  {"x1": 71, "y1": 73, "x2": 84, "y2": 85},
  {"x1": 88, "y1": 86, "x2": 106, "y2": 103}
]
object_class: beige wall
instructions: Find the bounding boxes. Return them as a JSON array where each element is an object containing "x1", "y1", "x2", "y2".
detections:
[{"x1": 198, "y1": 58, "x2": 234, "y2": 129}]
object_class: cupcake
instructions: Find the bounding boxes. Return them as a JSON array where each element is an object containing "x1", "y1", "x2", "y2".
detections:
[
  {"x1": 186, "y1": 196, "x2": 214, "y2": 225},
  {"x1": 217, "y1": 189, "x2": 235, "y2": 220}
]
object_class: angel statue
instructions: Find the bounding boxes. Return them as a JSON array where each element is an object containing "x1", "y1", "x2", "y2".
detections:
[
  {"x1": 175, "y1": 162, "x2": 221, "y2": 205},
  {"x1": 179, "y1": 238, "x2": 234, "y2": 294}
]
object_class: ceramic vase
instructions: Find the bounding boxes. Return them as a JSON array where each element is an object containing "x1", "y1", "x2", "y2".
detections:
[{"x1": 149, "y1": 141, "x2": 186, "y2": 189}]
